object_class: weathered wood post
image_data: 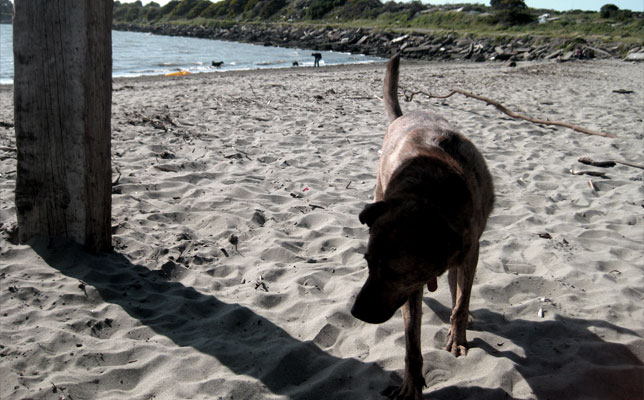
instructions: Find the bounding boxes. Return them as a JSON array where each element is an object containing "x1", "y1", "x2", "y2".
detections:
[{"x1": 13, "y1": 1, "x2": 113, "y2": 252}]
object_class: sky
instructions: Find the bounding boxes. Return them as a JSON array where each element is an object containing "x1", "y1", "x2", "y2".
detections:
[{"x1": 122, "y1": 0, "x2": 644, "y2": 12}]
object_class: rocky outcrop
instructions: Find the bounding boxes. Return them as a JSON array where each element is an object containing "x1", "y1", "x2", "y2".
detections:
[{"x1": 113, "y1": 22, "x2": 639, "y2": 62}]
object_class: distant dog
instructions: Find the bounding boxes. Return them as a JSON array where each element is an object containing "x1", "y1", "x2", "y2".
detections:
[
  {"x1": 351, "y1": 53, "x2": 494, "y2": 399},
  {"x1": 292, "y1": 61, "x2": 299, "y2": 67},
  {"x1": 312, "y1": 52, "x2": 322, "y2": 67},
  {"x1": 211, "y1": 61, "x2": 223, "y2": 68}
]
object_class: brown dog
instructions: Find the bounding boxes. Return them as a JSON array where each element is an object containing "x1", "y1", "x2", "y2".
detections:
[{"x1": 351, "y1": 53, "x2": 494, "y2": 399}]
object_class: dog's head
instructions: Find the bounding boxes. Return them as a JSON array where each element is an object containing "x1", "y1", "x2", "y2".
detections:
[{"x1": 352, "y1": 187, "x2": 471, "y2": 324}]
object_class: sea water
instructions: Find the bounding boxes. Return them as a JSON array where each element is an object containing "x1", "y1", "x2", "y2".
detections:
[{"x1": 0, "y1": 24, "x2": 383, "y2": 84}]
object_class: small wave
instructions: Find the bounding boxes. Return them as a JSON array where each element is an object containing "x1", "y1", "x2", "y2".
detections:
[{"x1": 255, "y1": 60, "x2": 289, "y2": 66}]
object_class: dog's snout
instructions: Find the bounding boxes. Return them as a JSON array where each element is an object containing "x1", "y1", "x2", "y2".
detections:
[
  {"x1": 351, "y1": 278, "x2": 400, "y2": 324},
  {"x1": 351, "y1": 301, "x2": 392, "y2": 324}
]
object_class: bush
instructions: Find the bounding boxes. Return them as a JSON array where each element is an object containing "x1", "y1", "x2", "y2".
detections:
[
  {"x1": 489, "y1": 0, "x2": 534, "y2": 25},
  {"x1": 0, "y1": 0, "x2": 12, "y2": 16},
  {"x1": 600, "y1": 4, "x2": 619, "y2": 18},
  {"x1": 185, "y1": 1, "x2": 212, "y2": 19},
  {"x1": 160, "y1": 0, "x2": 181, "y2": 16},
  {"x1": 338, "y1": 0, "x2": 382, "y2": 19},
  {"x1": 125, "y1": 7, "x2": 141, "y2": 22},
  {"x1": 258, "y1": 0, "x2": 288, "y2": 19},
  {"x1": 198, "y1": 0, "x2": 250, "y2": 19},
  {"x1": 414, "y1": 10, "x2": 482, "y2": 30},
  {"x1": 490, "y1": 0, "x2": 527, "y2": 10},
  {"x1": 144, "y1": 7, "x2": 162, "y2": 21},
  {"x1": 307, "y1": 0, "x2": 347, "y2": 19},
  {"x1": 200, "y1": 3, "x2": 227, "y2": 18}
]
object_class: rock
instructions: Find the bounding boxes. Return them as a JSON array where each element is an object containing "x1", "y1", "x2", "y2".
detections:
[
  {"x1": 474, "y1": 53, "x2": 487, "y2": 62},
  {"x1": 356, "y1": 35, "x2": 369, "y2": 46},
  {"x1": 494, "y1": 52, "x2": 514, "y2": 61},
  {"x1": 545, "y1": 49, "x2": 563, "y2": 59},
  {"x1": 562, "y1": 51, "x2": 575, "y2": 61},
  {"x1": 581, "y1": 45, "x2": 611, "y2": 59},
  {"x1": 403, "y1": 45, "x2": 432, "y2": 53},
  {"x1": 251, "y1": 210, "x2": 266, "y2": 226},
  {"x1": 391, "y1": 34, "x2": 409, "y2": 44},
  {"x1": 625, "y1": 52, "x2": 644, "y2": 62}
]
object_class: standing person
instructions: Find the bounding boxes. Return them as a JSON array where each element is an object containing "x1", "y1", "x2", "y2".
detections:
[{"x1": 312, "y1": 52, "x2": 322, "y2": 67}]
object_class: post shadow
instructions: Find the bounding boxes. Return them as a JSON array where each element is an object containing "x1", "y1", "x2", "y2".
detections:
[
  {"x1": 31, "y1": 238, "x2": 393, "y2": 399},
  {"x1": 424, "y1": 298, "x2": 643, "y2": 400}
]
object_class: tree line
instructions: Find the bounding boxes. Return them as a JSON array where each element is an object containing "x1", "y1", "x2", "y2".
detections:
[
  {"x1": 113, "y1": 0, "x2": 641, "y2": 27},
  {"x1": 0, "y1": 0, "x2": 13, "y2": 23}
]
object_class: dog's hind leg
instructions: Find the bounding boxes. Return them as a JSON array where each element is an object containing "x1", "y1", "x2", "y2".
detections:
[
  {"x1": 386, "y1": 288, "x2": 425, "y2": 400},
  {"x1": 448, "y1": 267, "x2": 457, "y2": 307},
  {"x1": 446, "y1": 244, "x2": 479, "y2": 357}
]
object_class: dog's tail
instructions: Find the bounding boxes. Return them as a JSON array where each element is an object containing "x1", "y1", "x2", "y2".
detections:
[{"x1": 384, "y1": 52, "x2": 403, "y2": 122}]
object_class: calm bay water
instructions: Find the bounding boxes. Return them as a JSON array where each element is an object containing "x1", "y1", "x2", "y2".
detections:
[{"x1": 0, "y1": 24, "x2": 382, "y2": 84}]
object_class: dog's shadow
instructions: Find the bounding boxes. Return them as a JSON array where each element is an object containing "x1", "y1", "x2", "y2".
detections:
[
  {"x1": 31, "y1": 238, "x2": 393, "y2": 399},
  {"x1": 424, "y1": 298, "x2": 643, "y2": 400}
]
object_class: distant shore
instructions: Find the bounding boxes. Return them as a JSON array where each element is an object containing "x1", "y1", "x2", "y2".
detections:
[{"x1": 113, "y1": 22, "x2": 644, "y2": 63}]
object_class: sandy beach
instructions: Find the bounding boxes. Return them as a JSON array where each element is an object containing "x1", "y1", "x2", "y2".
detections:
[{"x1": 1, "y1": 59, "x2": 643, "y2": 400}]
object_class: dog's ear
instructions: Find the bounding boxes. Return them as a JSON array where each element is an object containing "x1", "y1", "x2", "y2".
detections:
[{"x1": 359, "y1": 201, "x2": 389, "y2": 227}]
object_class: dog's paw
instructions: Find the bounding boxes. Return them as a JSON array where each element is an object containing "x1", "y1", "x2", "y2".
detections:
[
  {"x1": 446, "y1": 341, "x2": 468, "y2": 357},
  {"x1": 445, "y1": 327, "x2": 469, "y2": 357}
]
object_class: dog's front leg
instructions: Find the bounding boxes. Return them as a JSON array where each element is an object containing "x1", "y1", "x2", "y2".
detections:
[
  {"x1": 388, "y1": 288, "x2": 425, "y2": 400},
  {"x1": 446, "y1": 245, "x2": 478, "y2": 356}
]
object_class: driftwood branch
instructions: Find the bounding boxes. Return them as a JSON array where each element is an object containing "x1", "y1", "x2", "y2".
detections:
[
  {"x1": 403, "y1": 88, "x2": 617, "y2": 138},
  {"x1": 578, "y1": 156, "x2": 644, "y2": 170}
]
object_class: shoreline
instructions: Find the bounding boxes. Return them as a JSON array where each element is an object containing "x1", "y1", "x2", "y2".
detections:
[{"x1": 2, "y1": 55, "x2": 642, "y2": 90}]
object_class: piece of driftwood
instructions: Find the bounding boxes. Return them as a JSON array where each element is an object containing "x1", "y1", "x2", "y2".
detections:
[
  {"x1": 403, "y1": 88, "x2": 617, "y2": 138},
  {"x1": 569, "y1": 169, "x2": 607, "y2": 177},
  {"x1": 578, "y1": 156, "x2": 644, "y2": 170},
  {"x1": 588, "y1": 179, "x2": 599, "y2": 192}
]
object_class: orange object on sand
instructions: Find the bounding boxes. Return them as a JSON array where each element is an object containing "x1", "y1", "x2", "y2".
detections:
[{"x1": 165, "y1": 70, "x2": 190, "y2": 77}]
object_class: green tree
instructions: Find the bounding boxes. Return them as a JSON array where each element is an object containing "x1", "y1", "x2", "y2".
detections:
[
  {"x1": 160, "y1": 0, "x2": 180, "y2": 16},
  {"x1": 339, "y1": 0, "x2": 382, "y2": 19},
  {"x1": 0, "y1": 0, "x2": 13, "y2": 14},
  {"x1": 0, "y1": 0, "x2": 12, "y2": 23},
  {"x1": 258, "y1": 0, "x2": 287, "y2": 19},
  {"x1": 170, "y1": 0, "x2": 200, "y2": 18},
  {"x1": 185, "y1": 0, "x2": 212, "y2": 18},
  {"x1": 490, "y1": 0, "x2": 533, "y2": 25},
  {"x1": 490, "y1": 0, "x2": 526, "y2": 9},
  {"x1": 144, "y1": 4, "x2": 162, "y2": 21},
  {"x1": 307, "y1": 0, "x2": 347, "y2": 19},
  {"x1": 600, "y1": 4, "x2": 619, "y2": 18},
  {"x1": 200, "y1": 2, "x2": 228, "y2": 18}
]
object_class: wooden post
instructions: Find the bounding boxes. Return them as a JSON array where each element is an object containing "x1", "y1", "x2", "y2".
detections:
[{"x1": 13, "y1": 1, "x2": 113, "y2": 252}]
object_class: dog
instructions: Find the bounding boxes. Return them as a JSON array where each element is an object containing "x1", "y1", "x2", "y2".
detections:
[
  {"x1": 211, "y1": 61, "x2": 223, "y2": 68},
  {"x1": 351, "y1": 53, "x2": 494, "y2": 399}
]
